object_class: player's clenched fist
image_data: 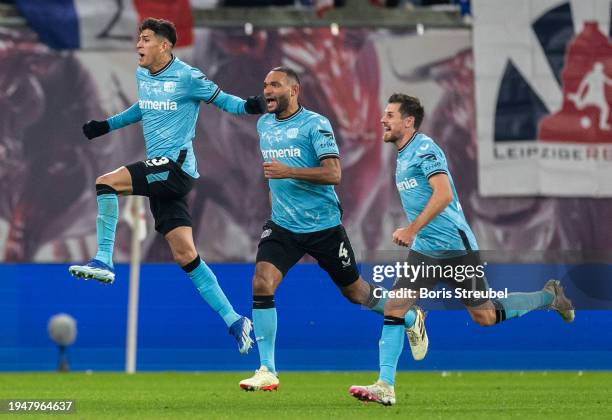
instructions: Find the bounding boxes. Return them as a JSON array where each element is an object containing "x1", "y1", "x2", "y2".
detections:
[
  {"x1": 82, "y1": 120, "x2": 110, "y2": 139},
  {"x1": 263, "y1": 159, "x2": 292, "y2": 179},
  {"x1": 392, "y1": 226, "x2": 416, "y2": 248}
]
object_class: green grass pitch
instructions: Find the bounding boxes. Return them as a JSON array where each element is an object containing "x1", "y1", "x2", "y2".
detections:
[{"x1": 1, "y1": 372, "x2": 611, "y2": 419}]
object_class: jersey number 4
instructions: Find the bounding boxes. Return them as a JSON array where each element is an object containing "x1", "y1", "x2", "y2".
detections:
[{"x1": 338, "y1": 242, "x2": 349, "y2": 259}]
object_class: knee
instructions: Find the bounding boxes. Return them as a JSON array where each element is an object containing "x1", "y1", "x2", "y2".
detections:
[
  {"x1": 470, "y1": 309, "x2": 497, "y2": 327},
  {"x1": 96, "y1": 174, "x2": 115, "y2": 188},
  {"x1": 252, "y1": 272, "x2": 275, "y2": 296},
  {"x1": 340, "y1": 285, "x2": 362, "y2": 305},
  {"x1": 172, "y1": 247, "x2": 198, "y2": 268}
]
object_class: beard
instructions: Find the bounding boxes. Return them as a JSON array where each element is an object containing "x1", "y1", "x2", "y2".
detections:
[
  {"x1": 273, "y1": 95, "x2": 291, "y2": 115},
  {"x1": 383, "y1": 131, "x2": 402, "y2": 144}
]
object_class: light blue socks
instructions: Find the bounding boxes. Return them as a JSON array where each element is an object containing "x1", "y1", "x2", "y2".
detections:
[
  {"x1": 378, "y1": 321, "x2": 405, "y2": 386},
  {"x1": 184, "y1": 258, "x2": 241, "y2": 328},
  {"x1": 94, "y1": 191, "x2": 118, "y2": 267},
  {"x1": 497, "y1": 291, "x2": 554, "y2": 320},
  {"x1": 253, "y1": 306, "x2": 277, "y2": 374}
]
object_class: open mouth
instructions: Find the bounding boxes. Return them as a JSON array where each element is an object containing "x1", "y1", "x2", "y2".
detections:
[
  {"x1": 383, "y1": 126, "x2": 391, "y2": 132},
  {"x1": 266, "y1": 97, "x2": 278, "y2": 108}
]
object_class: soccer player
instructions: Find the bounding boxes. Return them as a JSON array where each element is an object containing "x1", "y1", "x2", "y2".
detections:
[
  {"x1": 68, "y1": 18, "x2": 265, "y2": 353},
  {"x1": 348, "y1": 94, "x2": 576, "y2": 406},
  {"x1": 238, "y1": 68, "x2": 428, "y2": 392}
]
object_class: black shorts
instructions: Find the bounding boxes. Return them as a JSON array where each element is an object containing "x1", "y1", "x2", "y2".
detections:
[
  {"x1": 256, "y1": 220, "x2": 360, "y2": 288},
  {"x1": 125, "y1": 150, "x2": 195, "y2": 235},
  {"x1": 392, "y1": 250, "x2": 490, "y2": 307}
]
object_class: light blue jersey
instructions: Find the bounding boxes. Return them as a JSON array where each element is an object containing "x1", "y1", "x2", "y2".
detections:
[
  {"x1": 258, "y1": 106, "x2": 342, "y2": 233},
  {"x1": 106, "y1": 56, "x2": 248, "y2": 178},
  {"x1": 395, "y1": 132, "x2": 478, "y2": 257}
]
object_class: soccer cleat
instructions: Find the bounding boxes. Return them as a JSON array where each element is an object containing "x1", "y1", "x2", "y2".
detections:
[
  {"x1": 229, "y1": 317, "x2": 254, "y2": 354},
  {"x1": 349, "y1": 380, "x2": 396, "y2": 406},
  {"x1": 69, "y1": 259, "x2": 115, "y2": 284},
  {"x1": 406, "y1": 306, "x2": 428, "y2": 361},
  {"x1": 239, "y1": 366, "x2": 279, "y2": 391},
  {"x1": 543, "y1": 279, "x2": 575, "y2": 323}
]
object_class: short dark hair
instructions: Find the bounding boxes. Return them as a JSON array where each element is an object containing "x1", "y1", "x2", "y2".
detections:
[
  {"x1": 388, "y1": 93, "x2": 425, "y2": 129},
  {"x1": 139, "y1": 18, "x2": 177, "y2": 47},
  {"x1": 271, "y1": 66, "x2": 300, "y2": 86}
]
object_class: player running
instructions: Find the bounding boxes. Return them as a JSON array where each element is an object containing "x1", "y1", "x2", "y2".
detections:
[
  {"x1": 348, "y1": 94, "x2": 575, "y2": 406},
  {"x1": 238, "y1": 68, "x2": 428, "y2": 392},
  {"x1": 68, "y1": 18, "x2": 265, "y2": 354}
]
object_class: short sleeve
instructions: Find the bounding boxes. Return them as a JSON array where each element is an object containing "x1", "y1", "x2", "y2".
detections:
[
  {"x1": 417, "y1": 142, "x2": 448, "y2": 178},
  {"x1": 309, "y1": 116, "x2": 339, "y2": 160},
  {"x1": 189, "y1": 68, "x2": 221, "y2": 103}
]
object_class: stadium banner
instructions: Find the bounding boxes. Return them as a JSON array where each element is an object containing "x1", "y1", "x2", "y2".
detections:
[
  {"x1": 473, "y1": 0, "x2": 612, "y2": 197},
  {"x1": 2, "y1": 25, "x2": 612, "y2": 262},
  {"x1": 14, "y1": 0, "x2": 194, "y2": 49},
  {"x1": 3, "y1": 263, "x2": 612, "y2": 371}
]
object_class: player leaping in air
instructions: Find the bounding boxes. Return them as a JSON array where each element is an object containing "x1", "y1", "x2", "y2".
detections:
[
  {"x1": 68, "y1": 18, "x2": 266, "y2": 354},
  {"x1": 238, "y1": 67, "x2": 429, "y2": 392},
  {"x1": 348, "y1": 94, "x2": 575, "y2": 406}
]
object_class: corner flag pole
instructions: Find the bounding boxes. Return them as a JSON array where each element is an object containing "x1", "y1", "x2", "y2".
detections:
[{"x1": 125, "y1": 196, "x2": 145, "y2": 374}]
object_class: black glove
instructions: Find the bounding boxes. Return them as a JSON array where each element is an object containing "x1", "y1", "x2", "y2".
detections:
[
  {"x1": 82, "y1": 120, "x2": 110, "y2": 139},
  {"x1": 244, "y1": 95, "x2": 267, "y2": 115}
]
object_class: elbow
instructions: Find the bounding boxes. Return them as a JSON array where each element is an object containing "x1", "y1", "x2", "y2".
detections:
[
  {"x1": 436, "y1": 189, "x2": 453, "y2": 208},
  {"x1": 444, "y1": 190, "x2": 454, "y2": 207}
]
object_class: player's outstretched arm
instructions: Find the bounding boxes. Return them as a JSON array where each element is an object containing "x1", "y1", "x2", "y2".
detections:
[
  {"x1": 212, "y1": 90, "x2": 266, "y2": 115},
  {"x1": 84, "y1": 102, "x2": 142, "y2": 140},
  {"x1": 189, "y1": 68, "x2": 265, "y2": 115},
  {"x1": 263, "y1": 158, "x2": 341, "y2": 185}
]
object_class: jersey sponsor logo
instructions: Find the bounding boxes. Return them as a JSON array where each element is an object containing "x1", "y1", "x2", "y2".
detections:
[
  {"x1": 397, "y1": 177, "x2": 418, "y2": 191},
  {"x1": 163, "y1": 81, "x2": 176, "y2": 93},
  {"x1": 138, "y1": 99, "x2": 178, "y2": 111},
  {"x1": 318, "y1": 128, "x2": 336, "y2": 149},
  {"x1": 286, "y1": 128, "x2": 299, "y2": 139},
  {"x1": 423, "y1": 161, "x2": 443, "y2": 171},
  {"x1": 319, "y1": 141, "x2": 336, "y2": 149},
  {"x1": 262, "y1": 146, "x2": 302, "y2": 159}
]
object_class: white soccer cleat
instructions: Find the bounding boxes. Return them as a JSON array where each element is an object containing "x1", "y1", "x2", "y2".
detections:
[
  {"x1": 406, "y1": 306, "x2": 428, "y2": 361},
  {"x1": 239, "y1": 366, "x2": 279, "y2": 391},
  {"x1": 349, "y1": 380, "x2": 396, "y2": 406},
  {"x1": 543, "y1": 279, "x2": 575, "y2": 323},
  {"x1": 68, "y1": 259, "x2": 115, "y2": 284}
]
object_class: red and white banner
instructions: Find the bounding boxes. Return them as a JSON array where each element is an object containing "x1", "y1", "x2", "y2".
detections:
[
  {"x1": 3, "y1": 24, "x2": 612, "y2": 262},
  {"x1": 474, "y1": 0, "x2": 612, "y2": 196}
]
